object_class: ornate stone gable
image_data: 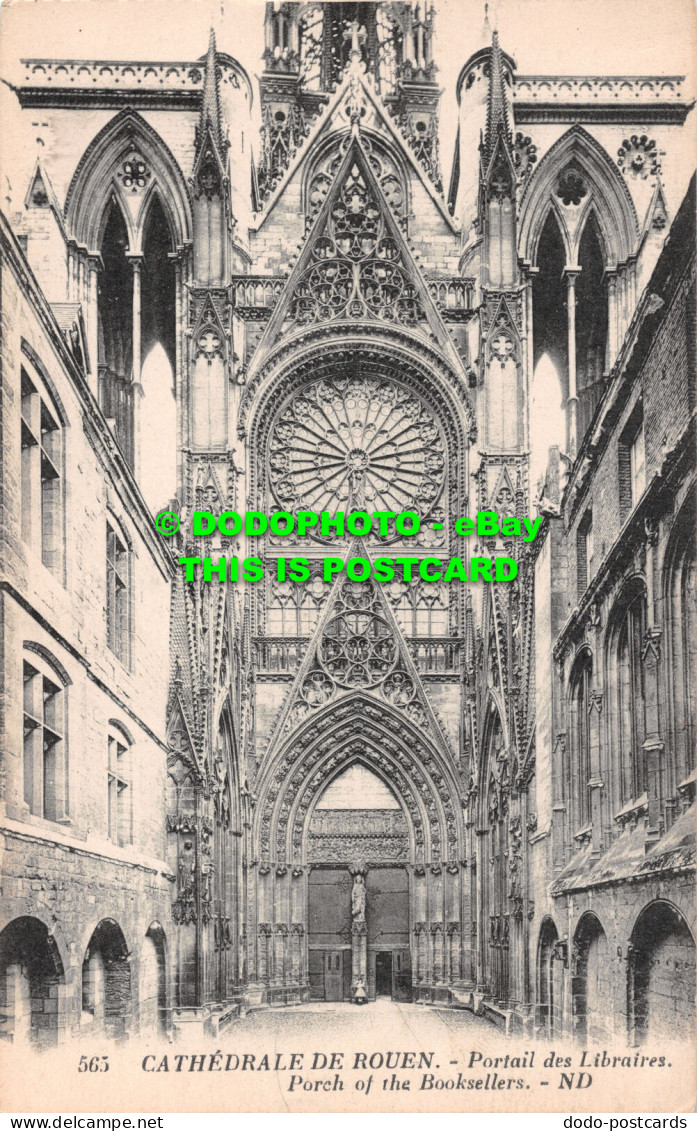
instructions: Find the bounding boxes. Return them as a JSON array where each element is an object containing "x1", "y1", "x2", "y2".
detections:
[
  {"x1": 248, "y1": 135, "x2": 467, "y2": 380},
  {"x1": 261, "y1": 543, "x2": 456, "y2": 763},
  {"x1": 255, "y1": 43, "x2": 454, "y2": 230}
]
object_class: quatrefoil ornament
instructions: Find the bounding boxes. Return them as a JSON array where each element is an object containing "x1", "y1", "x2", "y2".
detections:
[{"x1": 119, "y1": 154, "x2": 151, "y2": 192}]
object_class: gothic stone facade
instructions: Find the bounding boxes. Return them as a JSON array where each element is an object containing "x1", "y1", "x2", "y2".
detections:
[{"x1": 0, "y1": 2, "x2": 694, "y2": 1043}]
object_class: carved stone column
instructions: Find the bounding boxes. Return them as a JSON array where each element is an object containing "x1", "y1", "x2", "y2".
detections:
[
  {"x1": 431, "y1": 921, "x2": 444, "y2": 983},
  {"x1": 414, "y1": 921, "x2": 427, "y2": 985},
  {"x1": 351, "y1": 922, "x2": 367, "y2": 998},
  {"x1": 86, "y1": 256, "x2": 100, "y2": 394},
  {"x1": 275, "y1": 923, "x2": 288, "y2": 985},
  {"x1": 257, "y1": 923, "x2": 272, "y2": 983},
  {"x1": 126, "y1": 253, "x2": 143, "y2": 476},
  {"x1": 643, "y1": 518, "x2": 664, "y2": 838},
  {"x1": 588, "y1": 688, "x2": 605, "y2": 855},
  {"x1": 552, "y1": 731, "x2": 568, "y2": 870},
  {"x1": 291, "y1": 923, "x2": 304, "y2": 984},
  {"x1": 565, "y1": 268, "x2": 581, "y2": 457},
  {"x1": 447, "y1": 922, "x2": 461, "y2": 982},
  {"x1": 349, "y1": 867, "x2": 367, "y2": 1000},
  {"x1": 606, "y1": 268, "x2": 619, "y2": 364}
]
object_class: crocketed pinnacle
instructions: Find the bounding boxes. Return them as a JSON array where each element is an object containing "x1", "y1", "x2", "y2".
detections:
[
  {"x1": 483, "y1": 30, "x2": 512, "y2": 164},
  {"x1": 200, "y1": 27, "x2": 223, "y2": 150}
]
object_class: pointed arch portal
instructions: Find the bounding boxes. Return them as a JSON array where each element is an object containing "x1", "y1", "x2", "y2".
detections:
[{"x1": 251, "y1": 693, "x2": 466, "y2": 1004}]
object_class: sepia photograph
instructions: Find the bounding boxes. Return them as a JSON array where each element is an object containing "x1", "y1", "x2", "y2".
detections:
[{"x1": 0, "y1": 0, "x2": 694, "y2": 1116}]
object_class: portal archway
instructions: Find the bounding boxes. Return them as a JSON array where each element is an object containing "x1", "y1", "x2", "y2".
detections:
[
  {"x1": 305, "y1": 763, "x2": 412, "y2": 1002},
  {"x1": 252, "y1": 695, "x2": 465, "y2": 1005}
]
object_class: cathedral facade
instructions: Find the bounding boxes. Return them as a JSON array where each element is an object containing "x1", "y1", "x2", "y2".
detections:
[{"x1": 0, "y1": 1, "x2": 694, "y2": 1044}]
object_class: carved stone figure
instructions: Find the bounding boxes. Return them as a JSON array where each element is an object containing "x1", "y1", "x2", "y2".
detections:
[{"x1": 351, "y1": 873, "x2": 366, "y2": 922}]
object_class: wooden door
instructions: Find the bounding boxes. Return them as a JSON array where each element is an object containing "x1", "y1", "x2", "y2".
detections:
[
  {"x1": 325, "y1": 950, "x2": 343, "y2": 1001},
  {"x1": 393, "y1": 948, "x2": 412, "y2": 1002}
]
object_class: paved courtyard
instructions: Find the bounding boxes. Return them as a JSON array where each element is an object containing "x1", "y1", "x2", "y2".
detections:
[{"x1": 236, "y1": 998, "x2": 502, "y2": 1064}]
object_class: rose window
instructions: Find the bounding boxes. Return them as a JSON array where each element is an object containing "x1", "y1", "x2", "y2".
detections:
[{"x1": 268, "y1": 375, "x2": 446, "y2": 522}]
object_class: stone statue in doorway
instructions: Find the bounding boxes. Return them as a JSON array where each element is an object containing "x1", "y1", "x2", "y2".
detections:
[{"x1": 351, "y1": 873, "x2": 366, "y2": 922}]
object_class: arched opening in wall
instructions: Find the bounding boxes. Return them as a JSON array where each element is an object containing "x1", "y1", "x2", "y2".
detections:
[
  {"x1": 537, "y1": 918, "x2": 560, "y2": 1037},
  {"x1": 98, "y1": 201, "x2": 134, "y2": 466},
  {"x1": 0, "y1": 917, "x2": 65, "y2": 1046},
  {"x1": 140, "y1": 924, "x2": 167, "y2": 1036},
  {"x1": 530, "y1": 352, "x2": 565, "y2": 492},
  {"x1": 306, "y1": 763, "x2": 411, "y2": 1003},
  {"x1": 572, "y1": 912, "x2": 610, "y2": 1043},
  {"x1": 138, "y1": 196, "x2": 176, "y2": 512},
  {"x1": 629, "y1": 901, "x2": 696, "y2": 1045},
  {"x1": 81, "y1": 919, "x2": 131, "y2": 1039},
  {"x1": 576, "y1": 213, "x2": 608, "y2": 439},
  {"x1": 569, "y1": 650, "x2": 593, "y2": 838},
  {"x1": 533, "y1": 211, "x2": 568, "y2": 424},
  {"x1": 140, "y1": 344, "x2": 176, "y2": 512},
  {"x1": 141, "y1": 196, "x2": 175, "y2": 368}
]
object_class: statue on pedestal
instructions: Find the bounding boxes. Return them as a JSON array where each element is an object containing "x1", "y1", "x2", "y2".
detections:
[{"x1": 351, "y1": 873, "x2": 366, "y2": 922}]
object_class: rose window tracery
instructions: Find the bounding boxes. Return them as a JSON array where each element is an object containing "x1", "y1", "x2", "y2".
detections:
[
  {"x1": 617, "y1": 134, "x2": 660, "y2": 179},
  {"x1": 268, "y1": 374, "x2": 446, "y2": 522}
]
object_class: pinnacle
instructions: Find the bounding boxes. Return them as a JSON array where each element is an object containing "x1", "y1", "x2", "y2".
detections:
[
  {"x1": 200, "y1": 26, "x2": 223, "y2": 150},
  {"x1": 483, "y1": 30, "x2": 512, "y2": 164}
]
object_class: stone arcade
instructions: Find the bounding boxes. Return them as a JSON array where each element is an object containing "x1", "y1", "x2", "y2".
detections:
[{"x1": 0, "y1": 1, "x2": 694, "y2": 1044}]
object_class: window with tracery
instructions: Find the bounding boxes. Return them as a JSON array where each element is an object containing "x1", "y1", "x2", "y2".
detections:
[
  {"x1": 268, "y1": 374, "x2": 445, "y2": 528},
  {"x1": 387, "y1": 579, "x2": 448, "y2": 636},
  {"x1": 267, "y1": 575, "x2": 331, "y2": 636},
  {"x1": 98, "y1": 193, "x2": 176, "y2": 477},
  {"x1": 529, "y1": 143, "x2": 626, "y2": 456},
  {"x1": 298, "y1": 3, "x2": 401, "y2": 94}
]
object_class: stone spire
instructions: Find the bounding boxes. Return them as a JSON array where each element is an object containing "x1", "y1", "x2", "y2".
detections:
[
  {"x1": 483, "y1": 30, "x2": 512, "y2": 165},
  {"x1": 200, "y1": 27, "x2": 223, "y2": 151}
]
